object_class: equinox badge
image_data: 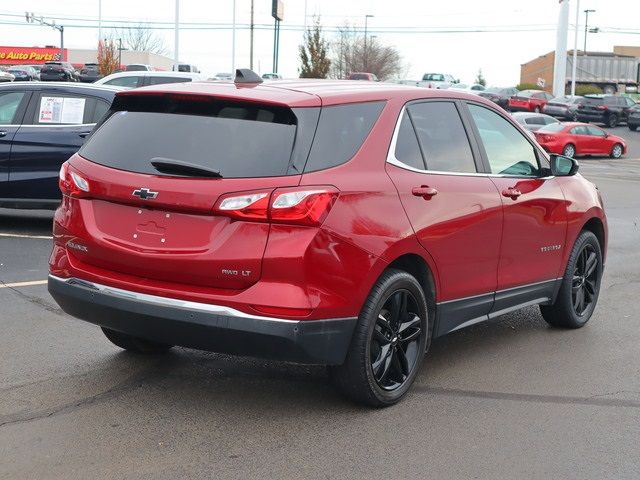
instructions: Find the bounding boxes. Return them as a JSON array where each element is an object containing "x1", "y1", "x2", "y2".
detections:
[{"x1": 132, "y1": 188, "x2": 158, "y2": 200}]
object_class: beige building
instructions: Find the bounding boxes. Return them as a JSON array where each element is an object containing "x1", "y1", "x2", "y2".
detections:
[{"x1": 68, "y1": 48, "x2": 175, "y2": 70}]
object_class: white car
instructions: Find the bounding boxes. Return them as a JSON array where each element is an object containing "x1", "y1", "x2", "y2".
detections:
[
  {"x1": 449, "y1": 83, "x2": 486, "y2": 94},
  {"x1": 94, "y1": 71, "x2": 210, "y2": 89},
  {"x1": 417, "y1": 73, "x2": 458, "y2": 89},
  {"x1": 0, "y1": 69, "x2": 15, "y2": 82}
]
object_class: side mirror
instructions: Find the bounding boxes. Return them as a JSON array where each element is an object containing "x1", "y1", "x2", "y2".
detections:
[{"x1": 550, "y1": 154, "x2": 579, "y2": 176}]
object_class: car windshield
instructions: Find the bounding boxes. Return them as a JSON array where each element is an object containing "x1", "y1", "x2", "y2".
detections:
[
  {"x1": 350, "y1": 73, "x2": 370, "y2": 80},
  {"x1": 516, "y1": 90, "x2": 538, "y2": 98},
  {"x1": 423, "y1": 74, "x2": 445, "y2": 81},
  {"x1": 538, "y1": 123, "x2": 566, "y2": 132}
]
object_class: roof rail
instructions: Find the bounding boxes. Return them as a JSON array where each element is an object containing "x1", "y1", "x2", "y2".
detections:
[{"x1": 234, "y1": 68, "x2": 263, "y2": 84}]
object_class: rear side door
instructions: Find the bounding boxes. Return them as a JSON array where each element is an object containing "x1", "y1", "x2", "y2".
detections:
[
  {"x1": 385, "y1": 100, "x2": 504, "y2": 334},
  {"x1": 465, "y1": 102, "x2": 568, "y2": 312},
  {"x1": 569, "y1": 125, "x2": 592, "y2": 154},
  {"x1": 0, "y1": 90, "x2": 30, "y2": 198},
  {"x1": 7, "y1": 90, "x2": 107, "y2": 202},
  {"x1": 585, "y1": 125, "x2": 609, "y2": 155}
]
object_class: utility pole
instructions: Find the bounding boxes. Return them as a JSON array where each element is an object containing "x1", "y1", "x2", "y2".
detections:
[
  {"x1": 174, "y1": 0, "x2": 180, "y2": 68},
  {"x1": 232, "y1": 0, "x2": 236, "y2": 74},
  {"x1": 552, "y1": 0, "x2": 569, "y2": 97},
  {"x1": 25, "y1": 12, "x2": 65, "y2": 62},
  {"x1": 571, "y1": 0, "x2": 580, "y2": 96},
  {"x1": 98, "y1": 0, "x2": 102, "y2": 42},
  {"x1": 250, "y1": 0, "x2": 254, "y2": 70},
  {"x1": 583, "y1": 9, "x2": 595, "y2": 55},
  {"x1": 364, "y1": 14, "x2": 373, "y2": 71}
]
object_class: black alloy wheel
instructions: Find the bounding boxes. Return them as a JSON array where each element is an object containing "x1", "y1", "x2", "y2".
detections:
[
  {"x1": 607, "y1": 114, "x2": 618, "y2": 128},
  {"x1": 571, "y1": 244, "x2": 599, "y2": 317},
  {"x1": 370, "y1": 290, "x2": 423, "y2": 391}
]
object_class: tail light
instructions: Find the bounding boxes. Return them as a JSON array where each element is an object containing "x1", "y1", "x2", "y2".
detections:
[
  {"x1": 596, "y1": 105, "x2": 609, "y2": 110},
  {"x1": 214, "y1": 186, "x2": 339, "y2": 227},
  {"x1": 59, "y1": 162, "x2": 90, "y2": 198}
]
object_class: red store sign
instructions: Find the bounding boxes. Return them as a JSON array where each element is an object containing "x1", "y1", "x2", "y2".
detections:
[{"x1": 0, "y1": 46, "x2": 67, "y2": 64}]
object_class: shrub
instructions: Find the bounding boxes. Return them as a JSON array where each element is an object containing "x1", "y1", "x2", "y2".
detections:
[
  {"x1": 574, "y1": 84, "x2": 602, "y2": 96},
  {"x1": 516, "y1": 83, "x2": 542, "y2": 91}
]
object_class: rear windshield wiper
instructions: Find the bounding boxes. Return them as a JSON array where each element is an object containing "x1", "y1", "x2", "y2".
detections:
[{"x1": 150, "y1": 157, "x2": 223, "y2": 178}]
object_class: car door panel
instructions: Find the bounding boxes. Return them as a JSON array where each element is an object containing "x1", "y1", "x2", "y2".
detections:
[
  {"x1": 7, "y1": 91, "x2": 97, "y2": 201},
  {"x1": 465, "y1": 102, "x2": 568, "y2": 297},
  {"x1": 0, "y1": 90, "x2": 30, "y2": 198},
  {"x1": 385, "y1": 101, "x2": 504, "y2": 335}
]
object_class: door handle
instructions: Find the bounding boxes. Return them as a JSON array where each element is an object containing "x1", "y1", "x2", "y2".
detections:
[
  {"x1": 78, "y1": 132, "x2": 91, "y2": 138},
  {"x1": 502, "y1": 187, "x2": 522, "y2": 199},
  {"x1": 412, "y1": 186, "x2": 438, "y2": 199},
  {"x1": 0, "y1": 130, "x2": 7, "y2": 138}
]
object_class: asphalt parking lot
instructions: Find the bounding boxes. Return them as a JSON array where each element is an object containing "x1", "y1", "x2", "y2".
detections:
[{"x1": 1, "y1": 126, "x2": 639, "y2": 480}]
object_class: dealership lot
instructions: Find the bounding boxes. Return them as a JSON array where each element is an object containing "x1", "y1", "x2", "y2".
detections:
[{"x1": 1, "y1": 127, "x2": 639, "y2": 479}]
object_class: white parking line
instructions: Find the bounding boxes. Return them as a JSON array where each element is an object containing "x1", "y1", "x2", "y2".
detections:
[
  {"x1": 0, "y1": 280, "x2": 48, "y2": 289},
  {"x1": 0, "y1": 233, "x2": 53, "y2": 239}
]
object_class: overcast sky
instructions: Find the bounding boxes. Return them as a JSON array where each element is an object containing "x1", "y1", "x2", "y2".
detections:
[{"x1": 1, "y1": 0, "x2": 639, "y2": 85}]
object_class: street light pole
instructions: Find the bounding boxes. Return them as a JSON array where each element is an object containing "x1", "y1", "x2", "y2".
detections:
[
  {"x1": 250, "y1": 0, "x2": 254, "y2": 69},
  {"x1": 174, "y1": 0, "x2": 180, "y2": 68},
  {"x1": 583, "y1": 9, "x2": 595, "y2": 55},
  {"x1": 364, "y1": 14, "x2": 373, "y2": 71},
  {"x1": 571, "y1": 0, "x2": 580, "y2": 96}
]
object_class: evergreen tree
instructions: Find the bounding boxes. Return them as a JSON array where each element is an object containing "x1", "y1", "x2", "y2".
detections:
[{"x1": 299, "y1": 17, "x2": 331, "y2": 79}]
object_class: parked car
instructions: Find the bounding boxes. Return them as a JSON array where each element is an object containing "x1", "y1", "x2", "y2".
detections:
[
  {"x1": 94, "y1": 71, "x2": 209, "y2": 89},
  {"x1": 511, "y1": 112, "x2": 560, "y2": 132},
  {"x1": 79, "y1": 63, "x2": 103, "y2": 83},
  {"x1": 0, "y1": 69, "x2": 15, "y2": 82},
  {"x1": 40, "y1": 61, "x2": 79, "y2": 82},
  {"x1": 576, "y1": 94, "x2": 636, "y2": 128},
  {"x1": 542, "y1": 96, "x2": 584, "y2": 121},
  {"x1": 628, "y1": 104, "x2": 640, "y2": 131},
  {"x1": 125, "y1": 64, "x2": 153, "y2": 72},
  {"x1": 262, "y1": 72, "x2": 283, "y2": 80},
  {"x1": 417, "y1": 73, "x2": 457, "y2": 89},
  {"x1": 24, "y1": 64, "x2": 43, "y2": 79},
  {"x1": 0, "y1": 82, "x2": 119, "y2": 209},
  {"x1": 173, "y1": 63, "x2": 200, "y2": 73},
  {"x1": 448, "y1": 83, "x2": 486, "y2": 93},
  {"x1": 7, "y1": 66, "x2": 39, "y2": 82},
  {"x1": 508, "y1": 90, "x2": 554, "y2": 113},
  {"x1": 533, "y1": 122, "x2": 626, "y2": 158},
  {"x1": 214, "y1": 72, "x2": 234, "y2": 81},
  {"x1": 478, "y1": 87, "x2": 519, "y2": 109},
  {"x1": 47, "y1": 76, "x2": 608, "y2": 407},
  {"x1": 348, "y1": 72, "x2": 378, "y2": 81}
]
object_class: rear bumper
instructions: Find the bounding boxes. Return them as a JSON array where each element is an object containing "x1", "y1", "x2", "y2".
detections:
[{"x1": 48, "y1": 275, "x2": 357, "y2": 365}]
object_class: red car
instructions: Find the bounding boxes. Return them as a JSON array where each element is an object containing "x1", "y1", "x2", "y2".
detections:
[
  {"x1": 508, "y1": 89, "x2": 554, "y2": 113},
  {"x1": 534, "y1": 122, "x2": 626, "y2": 159},
  {"x1": 49, "y1": 71, "x2": 607, "y2": 406}
]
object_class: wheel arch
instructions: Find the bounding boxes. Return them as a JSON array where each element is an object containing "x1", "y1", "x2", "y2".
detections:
[{"x1": 582, "y1": 216, "x2": 606, "y2": 262}]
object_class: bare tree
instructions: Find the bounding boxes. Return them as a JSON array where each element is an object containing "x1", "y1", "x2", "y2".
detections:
[
  {"x1": 330, "y1": 24, "x2": 403, "y2": 81},
  {"x1": 116, "y1": 23, "x2": 168, "y2": 55},
  {"x1": 97, "y1": 39, "x2": 119, "y2": 76}
]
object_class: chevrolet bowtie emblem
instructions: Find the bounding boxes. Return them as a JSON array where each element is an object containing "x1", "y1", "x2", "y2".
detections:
[{"x1": 132, "y1": 188, "x2": 158, "y2": 200}]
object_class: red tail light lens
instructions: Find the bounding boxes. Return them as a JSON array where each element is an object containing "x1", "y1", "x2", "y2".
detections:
[
  {"x1": 214, "y1": 186, "x2": 339, "y2": 226},
  {"x1": 270, "y1": 187, "x2": 339, "y2": 226},
  {"x1": 59, "y1": 162, "x2": 90, "y2": 198},
  {"x1": 596, "y1": 105, "x2": 609, "y2": 110}
]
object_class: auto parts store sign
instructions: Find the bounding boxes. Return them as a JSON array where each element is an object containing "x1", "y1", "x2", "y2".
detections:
[{"x1": 0, "y1": 46, "x2": 66, "y2": 64}]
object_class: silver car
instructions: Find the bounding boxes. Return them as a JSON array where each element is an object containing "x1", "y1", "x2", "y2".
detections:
[{"x1": 511, "y1": 112, "x2": 560, "y2": 132}]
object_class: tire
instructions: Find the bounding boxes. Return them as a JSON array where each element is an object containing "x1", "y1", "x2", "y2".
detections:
[
  {"x1": 330, "y1": 269, "x2": 430, "y2": 407},
  {"x1": 610, "y1": 143, "x2": 623, "y2": 159},
  {"x1": 607, "y1": 114, "x2": 618, "y2": 128},
  {"x1": 629, "y1": 125, "x2": 638, "y2": 132},
  {"x1": 571, "y1": 111, "x2": 578, "y2": 121},
  {"x1": 603, "y1": 84, "x2": 616, "y2": 95},
  {"x1": 562, "y1": 143, "x2": 576, "y2": 158},
  {"x1": 534, "y1": 106, "x2": 541, "y2": 113},
  {"x1": 540, "y1": 231, "x2": 602, "y2": 328},
  {"x1": 101, "y1": 327, "x2": 173, "y2": 354}
]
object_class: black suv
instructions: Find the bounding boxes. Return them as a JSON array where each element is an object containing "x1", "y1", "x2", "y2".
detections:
[
  {"x1": 79, "y1": 63, "x2": 103, "y2": 83},
  {"x1": 40, "y1": 61, "x2": 79, "y2": 82},
  {"x1": 577, "y1": 94, "x2": 636, "y2": 128},
  {"x1": 628, "y1": 104, "x2": 640, "y2": 131}
]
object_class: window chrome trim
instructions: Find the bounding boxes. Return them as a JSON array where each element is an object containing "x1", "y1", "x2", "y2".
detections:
[
  {"x1": 386, "y1": 104, "x2": 556, "y2": 180},
  {"x1": 0, "y1": 123, "x2": 96, "y2": 128}
]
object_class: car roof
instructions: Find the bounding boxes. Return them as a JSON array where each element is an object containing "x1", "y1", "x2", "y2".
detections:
[
  {"x1": 0, "y1": 82, "x2": 123, "y2": 96},
  {"x1": 115, "y1": 79, "x2": 501, "y2": 108}
]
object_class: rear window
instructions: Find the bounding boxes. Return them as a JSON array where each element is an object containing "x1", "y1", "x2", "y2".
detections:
[
  {"x1": 582, "y1": 96, "x2": 604, "y2": 106},
  {"x1": 80, "y1": 96, "x2": 314, "y2": 178}
]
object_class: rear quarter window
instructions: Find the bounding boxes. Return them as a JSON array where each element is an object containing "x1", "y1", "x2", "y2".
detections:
[{"x1": 303, "y1": 102, "x2": 385, "y2": 173}]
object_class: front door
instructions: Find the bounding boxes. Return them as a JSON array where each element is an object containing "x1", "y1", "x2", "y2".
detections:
[
  {"x1": 465, "y1": 102, "x2": 568, "y2": 313},
  {"x1": 0, "y1": 90, "x2": 30, "y2": 199},
  {"x1": 386, "y1": 100, "x2": 504, "y2": 334}
]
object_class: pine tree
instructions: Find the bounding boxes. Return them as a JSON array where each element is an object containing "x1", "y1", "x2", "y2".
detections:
[
  {"x1": 299, "y1": 17, "x2": 331, "y2": 79},
  {"x1": 475, "y1": 69, "x2": 487, "y2": 87}
]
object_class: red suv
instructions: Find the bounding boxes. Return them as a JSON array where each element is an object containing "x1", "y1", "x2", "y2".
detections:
[{"x1": 49, "y1": 74, "x2": 607, "y2": 406}]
